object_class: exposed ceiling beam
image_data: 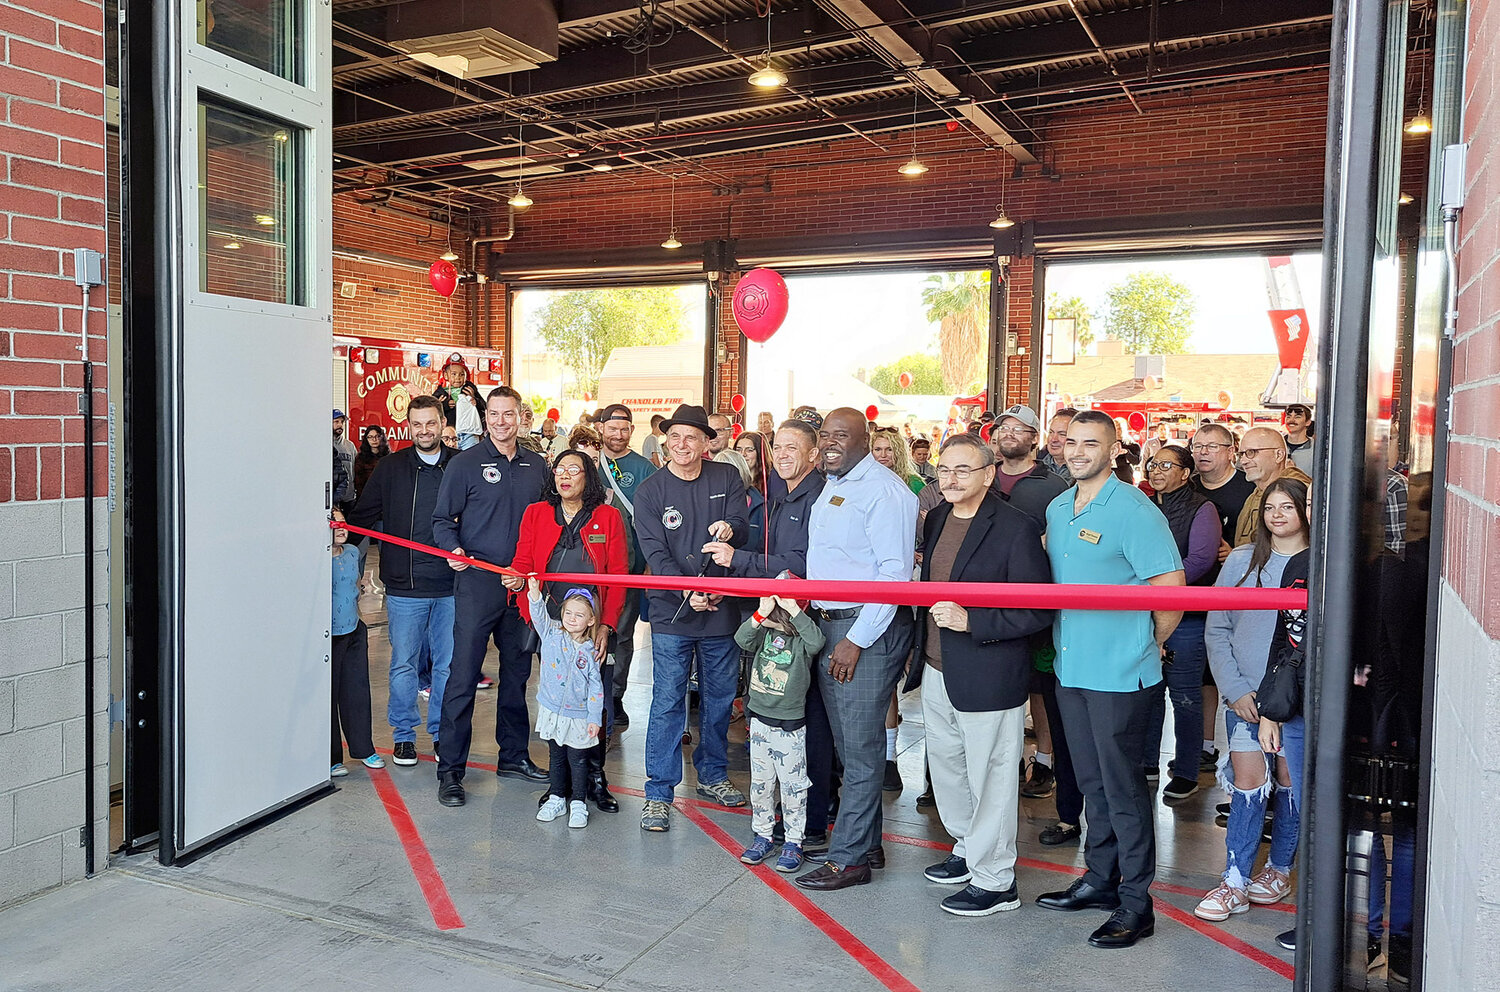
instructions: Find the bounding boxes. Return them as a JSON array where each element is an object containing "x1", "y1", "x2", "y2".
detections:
[{"x1": 816, "y1": 0, "x2": 1038, "y2": 163}]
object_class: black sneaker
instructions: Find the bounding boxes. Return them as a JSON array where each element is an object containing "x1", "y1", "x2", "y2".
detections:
[
  {"x1": 1216, "y1": 801, "x2": 1232, "y2": 816},
  {"x1": 1388, "y1": 935, "x2": 1410, "y2": 984},
  {"x1": 882, "y1": 760, "x2": 903, "y2": 792},
  {"x1": 1021, "y1": 761, "x2": 1056, "y2": 799},
  {"x1": 803, "y1": 831, "x2": 830, "y2": 856},
  {"x1": 613, "y1": 699, "x2": 629, "y2": 729},
  {"x1": 1143, "y1": 765, "x2": 1160, "y2": 782},
  {"x1": 924, "y1": 854, "x2": 971, "y2": 885},
  {"x1": 1366, "y1": 936, "x2": 1384, "y2": 970},
  {"x1": 1200, "y1": 747, "x2": 1221, "y2": 772},
  {"x1": 391, "y1": 742, "x2": 418, "y2": 766},
  {"x1": 916, "y1": 785, "x2": 936, "y2": 809},
  {"x1": 1278, "y1": 929, "x2": 1297, "y2": 951},
  {"x1": 1161, "y1": 776, "x2": 1200, "y2": 802},
  {"x1": 941, "y1": 883, "x2": 1020, "y2": 917}
]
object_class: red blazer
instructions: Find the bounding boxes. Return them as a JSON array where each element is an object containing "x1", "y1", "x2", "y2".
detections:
[{"x1": 511, "y1": 501, "x2": 628, "y2": 630}]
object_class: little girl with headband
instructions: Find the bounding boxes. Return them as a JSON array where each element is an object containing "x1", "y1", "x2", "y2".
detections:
[{"x1": 528, "y1": 577, "x2": 605, "y2": 828}]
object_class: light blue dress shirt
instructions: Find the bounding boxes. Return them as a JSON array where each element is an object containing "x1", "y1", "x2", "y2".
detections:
[
  {"x1": 1045, "y1": 473, "x2": 1183, "y2": 692},
  {"x1": 807, "y1": 452, "x2": 918, "y2": 648}
]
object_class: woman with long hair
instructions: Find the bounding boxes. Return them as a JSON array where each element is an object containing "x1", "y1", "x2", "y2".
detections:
[
  {"x1": 734, "y1": 431, "x2": 767, "y2": 489},
  {"x1": 1196, "y1": 477, "x2": 1311, "y2": 922},
  {"x1": 352, "y1": 425, "x2": 390, "y2": 496},
  {"x1": 872, "y1": 426, "x2": 925, "y2": 494},
  {"x1": 506, "y1": 449, "x2": 628, "y2": 812}
]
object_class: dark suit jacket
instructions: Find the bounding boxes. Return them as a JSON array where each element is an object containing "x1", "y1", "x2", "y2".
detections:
[{"x1": 904, "y1": 493, "x2": 1055, "y2": 712}]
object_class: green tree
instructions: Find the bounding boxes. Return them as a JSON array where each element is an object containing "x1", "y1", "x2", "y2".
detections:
[
  {"x1": 529, "y1": 286, "x2": 690, "y2": 394},
  {"x1": 921, "y1": 270, "x2": 990, "y2": 393},
  {"x1": 1102, "y1": 272, "x2": 1196, "y2": 354},
  {"x1": 869, "y1": 353, "x2": 945, "y2": 393},
  {"x1": 1046, "y1": 293, "x2": 1096, "y2": 351}
]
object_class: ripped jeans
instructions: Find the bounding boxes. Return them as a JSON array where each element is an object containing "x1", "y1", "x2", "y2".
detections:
[{"x1": 1220, "y1": 709, "x2": 1298, "y2": 890}]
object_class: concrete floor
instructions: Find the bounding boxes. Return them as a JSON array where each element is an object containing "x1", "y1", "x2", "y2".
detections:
[{"x1": 1, "y1": 570, "x2": 1307, "y2": 992}]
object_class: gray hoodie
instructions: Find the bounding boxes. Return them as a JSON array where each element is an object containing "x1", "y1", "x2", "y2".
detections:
[{"x1": 1205, "y1": 545, "x2": 1293, "y2": 706}]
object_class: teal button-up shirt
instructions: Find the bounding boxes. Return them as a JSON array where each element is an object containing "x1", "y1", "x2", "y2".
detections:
[{"x1": 1045, "y1": 473, "x2": 1183, "y2": 692}]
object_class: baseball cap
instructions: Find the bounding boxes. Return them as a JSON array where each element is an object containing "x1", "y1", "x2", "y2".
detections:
[
  {"x1": 332, "y1": 409, "x2": 346, "y2": 420},
  {"x1": 998, "y1": 404, "x2": 1042, "y2": 432},
  {"x1": 598, "y1": 403, "x2": 633, "y2": 423}
]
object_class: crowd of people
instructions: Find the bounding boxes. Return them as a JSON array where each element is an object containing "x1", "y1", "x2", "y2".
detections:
[{"x1": 324, "y1": 352, "x2": 1389, "y2": 962}]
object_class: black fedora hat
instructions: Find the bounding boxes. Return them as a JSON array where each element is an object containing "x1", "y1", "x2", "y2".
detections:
[{"x1": 660, "y1": 403, "x2": 716, "y2": 440}]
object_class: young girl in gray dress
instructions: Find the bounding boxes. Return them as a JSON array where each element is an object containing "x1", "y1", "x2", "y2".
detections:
[{"x1": 529, "y1": 578, "x2": 605, "y2": 829}]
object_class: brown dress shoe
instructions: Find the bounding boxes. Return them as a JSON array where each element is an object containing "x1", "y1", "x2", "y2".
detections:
[
  {"x1": 866, "y1": 845, "x2": 886, "y2": 870},
  {"x1": 794, "y1": 861, "x2": 873, "y2": 891}
]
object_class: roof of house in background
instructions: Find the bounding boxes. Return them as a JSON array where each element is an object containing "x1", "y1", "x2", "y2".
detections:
[{"x1": 1044, "y1": 354, "x2": 1280, "y2": 408}]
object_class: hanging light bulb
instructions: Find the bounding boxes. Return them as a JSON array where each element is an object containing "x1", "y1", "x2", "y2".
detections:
[
  {"x1": 747, "y1": 5, "x2": 786, "y2": 87},
  {"x1": 1405, "y1": 114, "x2": 1432, "y2": 135},
  {"x1": 223, "y1": 239, "x2": 242, "y2": 250},
  {"x1": 897, "y1": 86, "x2": 927, "y2": 176},
  {"x1": 749, "y1": 60, "x2": 787, "y2": 88},
  {"x1": 440, "y1": 249, "x2": 460, "y2": 261},
  {"x1": 989, "y1": 207, "x2": 1014, "y2": 229},
  {"x1": 590, "y1": 162, "x2": 613, "y2": 172},
  {"x1": 510, "y1": 126, "x2": 532, "y2": 209},
  {"x1": 661, "y1": 174, "x2": 682, "y2": 249}
]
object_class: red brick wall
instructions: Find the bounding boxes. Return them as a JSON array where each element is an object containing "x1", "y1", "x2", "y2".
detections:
[
  {"x1": 485, "y1": 74, "x2": 1329, "y2": 406},
  {"x1": 1447, "y1": 0, "x2": 1500, "y2": 637},
  {"x1": 0, "y1": 0, "x2": 107, "y2": 502}
]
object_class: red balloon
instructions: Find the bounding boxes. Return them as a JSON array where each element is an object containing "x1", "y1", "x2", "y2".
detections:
[
  {"x1": 1127, "y1": 411, "x2": 1147, "y2": 432},
  {"x1": 731, "y1": 423, "x2": 744, "y2": 439},
  {"x1": 730, "y1": 393, "x2": 746, "y2": 413},
  {"x1": 898, "y1": 371, "x2": 913, "y2": 389},
  {"x1": 428, "y1": 260, "x2": 458, "y2": 298},
  {"x1": 865, "y1": 404, "x2": 880, "y2": 421},
  {"x1": 546, "y1": 407, "x2": 561, "y2": 422},
  {"x1": 582, "y1": 391, "x2": 593, "y2": 403},
  {"x1": 732, "y1": 268, "x2": 789, "y2": 344}
]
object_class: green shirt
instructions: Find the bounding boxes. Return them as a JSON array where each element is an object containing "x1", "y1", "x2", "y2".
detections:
[
  {"x1": 1044, "y1": 473, "x2": 1183, "y2": 692},
  {"x1": 734, "y1": 609, "x2": 825, "y2": 723}
]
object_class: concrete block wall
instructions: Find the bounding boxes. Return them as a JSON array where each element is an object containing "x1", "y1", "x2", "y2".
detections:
[
  {"x1": 1427, "y1": 0, "x2": 1500, "y2": 983},
  {"x1": 0, "y1": 0, "x2": 109, "y2": 907},
  {"x1": 0, "y1": 498, "x2": 109, "y2": 906}
]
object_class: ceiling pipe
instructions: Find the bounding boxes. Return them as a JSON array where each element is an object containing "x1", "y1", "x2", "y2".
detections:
[{"x1": 469, "y1": 205, "x2": 517, "y2": 278}]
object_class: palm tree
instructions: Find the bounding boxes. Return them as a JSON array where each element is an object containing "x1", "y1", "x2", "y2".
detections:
[{"x1": 922, "y1": 271, "x2": 990, "y2": 393}]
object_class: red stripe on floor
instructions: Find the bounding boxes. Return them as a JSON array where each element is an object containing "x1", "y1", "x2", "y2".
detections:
[
  {"x1": 676, "y1": 801, "x2": 923, "y2": 992},
  {"x1": 368, "y1": 768, "x2": 465, "y2": 931},
  {"x1": 1154, "y1": 900, "x2": 1295, "y2": 980}
]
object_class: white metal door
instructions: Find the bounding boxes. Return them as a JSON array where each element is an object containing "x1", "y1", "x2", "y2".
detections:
[{"x1": 172, "y1": 0, "x2": 332, "y2": 852}]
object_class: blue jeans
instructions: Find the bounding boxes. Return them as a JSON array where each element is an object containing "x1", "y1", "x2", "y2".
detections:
[
  {"x1": 386, "y1": 595, "x2": 454, "y2": 743},
  {"x1": 1280, "y1": 715, "x2": 1305, "y2": 809},
  {"x1": 457, "y1": 433, "x2": 481, "y2": 450},
  {"x1": 1146, "y1": 615, "x2": 1207, "y2": 776},
  {"x1": 1369, "y1": 813, "x2": 1416, "y2": 939},
  {"x1": 1221, "y1": 709, "x2": 1298, "y2": 889},
  {"x1": 644, "y1": 633, "x2": 739, "y2": 802}
]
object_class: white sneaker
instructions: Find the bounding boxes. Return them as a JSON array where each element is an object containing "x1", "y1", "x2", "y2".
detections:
[
  {"x1": 569, "y1": 800, "x2": 589, "y2": 829},
  {"x1": 537, "y1": 795, "x2": 566, "y2": 822}
]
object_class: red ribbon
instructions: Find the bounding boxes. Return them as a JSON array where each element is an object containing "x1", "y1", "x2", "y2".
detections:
[{"x1": 330, "y1": 519, "x2": 1307, "y2": 612}]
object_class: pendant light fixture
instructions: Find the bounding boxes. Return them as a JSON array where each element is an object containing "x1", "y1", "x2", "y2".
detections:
[
  {"x1": 440, "y1": 194, "x2": 460, "y2": 261},
  {"x1": 897, "y1": 86, "x2": 928, "y2": 176},
  {"x1": 509, "y1": 125, "x2": 533, "y2": 209},
  {"x1": 989, "y1": 158, "x2": 1015, "y2": 229},
  {"x1": 748, "y1": 4, "x2": 786, "y2": 88},
  {"x1": 661, "y1": 174, "x2": 682, "y2": 249}
]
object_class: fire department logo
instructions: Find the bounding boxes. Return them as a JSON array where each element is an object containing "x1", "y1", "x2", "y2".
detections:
[
  {"x1": 662, "y1": 506, "x2": 683, "y2": 530},
  {"x1": 386, "y1": 383, "x2": 411, "y2": 423},
  {"x1": 482, "y1": 465, "x2": 501, "y2": 485}
]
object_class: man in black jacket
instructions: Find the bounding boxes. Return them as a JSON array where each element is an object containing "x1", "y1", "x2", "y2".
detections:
[
  {"x1": 351, "y1": 395, "x2": 455, "y2": 769},
  {"x1": 905, "y1": 433, "x2": 1054, "y2": 917}
]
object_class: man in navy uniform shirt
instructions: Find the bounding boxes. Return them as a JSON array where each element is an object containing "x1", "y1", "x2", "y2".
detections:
[
  {"x1": 633, "y1": 404, "x2": 748, "y2": 833},
  {"x1": 431, "y1": 385, "x2": 549, "y2": 807}
]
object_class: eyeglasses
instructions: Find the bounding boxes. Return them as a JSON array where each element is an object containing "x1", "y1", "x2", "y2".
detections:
[
  {"x1": 553, "y1": 464, "x2": 585, "y2": 477},
  {"x1": 1146, "y1": 459, "x2": 1189, "y2": 472},
  {"x1": 935, "y1": 465, "x2": 984, "y2": 480},
  {"x1": 1190, "y1": 442, "x2": 1232, "y2": 453},
  {"x1": 993, "y1": 425, "x2": 1036, "y2": 436},
  {"x1": 1238, "y1": 447, "x2": 1278, "y2": 458}
]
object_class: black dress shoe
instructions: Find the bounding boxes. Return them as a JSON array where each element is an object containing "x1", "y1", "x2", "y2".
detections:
[
  {"x1": 882, "y1": 760, "x2": 902, "y2": 792},
  {"x1": 802, "y1": 831, "x2": 830, "y2": 856},
  {"x1": 612, "y1": 699, "x2": 629, "y2": 728},
  {"x1": 916, "y1": 786, "x2": 936, "y2": 809},
  {"x1": 437, "y1": 772, "x2": 466, "y2": 807},
  {"x1": 588, "y1": 776, "x2": 620, "y2": 813},
  {"x1": 1036, "y1": 878, "x2": 1121, "y2": 912},
  {"x1": 1088, "y1": 907, "x2": 1155, "y2": 948},
  {"x1": 1039, "y1": 822, "x2": 1082, "y2": 846},
  {"x1": 496, "y1": 757, "x2": 549, "y2": 781},
  {"x1": 794, "y1": 861, "x2": 872, "y2": 891},
  {"x1": 866, "y1": 845, "x2": 885, "y2": 870}
]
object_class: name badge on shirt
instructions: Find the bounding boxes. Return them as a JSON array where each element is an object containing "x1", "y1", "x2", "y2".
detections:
[
  {"x1": 828, "y1": 496, "x2": 845, "y2": 507},
  {"x1": 1078, "y1": 528, "x2": 1102, "y2": 544},
  {"x1": 588, "y1": 534, "x2": 606, "y2": 544}
]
